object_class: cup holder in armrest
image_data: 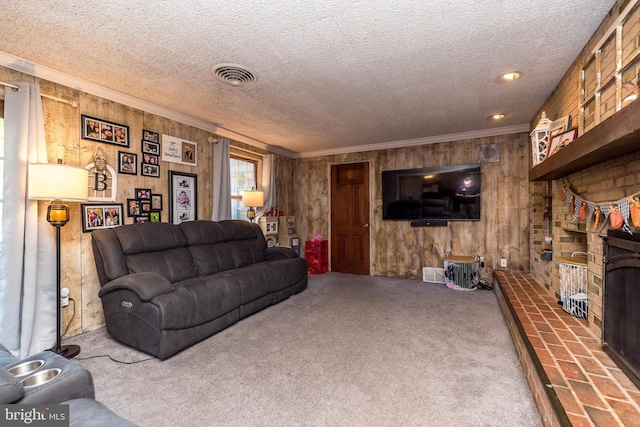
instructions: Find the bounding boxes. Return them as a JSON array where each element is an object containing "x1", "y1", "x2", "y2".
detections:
[
  {"x1": 21, "y1": 368, "x2": 61, "y2": 388},
  {"x1": 7, "y1": 360, "x2": 45, "y2": 377}
]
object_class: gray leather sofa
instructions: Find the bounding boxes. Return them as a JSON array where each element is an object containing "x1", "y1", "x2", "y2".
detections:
[
  {"x1": 91, "y1": 220, "x2": 308, "y2": 360},
  {"x1": 0, "y1": 343, "x2": 134, "y2": 426}
]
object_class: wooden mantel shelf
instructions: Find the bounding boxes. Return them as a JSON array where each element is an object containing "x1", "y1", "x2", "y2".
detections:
[{"x1": 529, "y1": 98, "x2": 640, "y2": 181}]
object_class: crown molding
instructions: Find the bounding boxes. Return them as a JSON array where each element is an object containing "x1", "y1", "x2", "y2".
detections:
[
  {"x1": 295, "y1": 124, "x2": 531, "y2": 158},
  {"x1": 0, "y1": 50, "x2": 302, "y2": 157}
]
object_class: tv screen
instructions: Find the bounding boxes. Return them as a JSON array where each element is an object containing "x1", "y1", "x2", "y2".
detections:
[{"x1": 382, "y1": 164, "x2": 481, "y2": 221}]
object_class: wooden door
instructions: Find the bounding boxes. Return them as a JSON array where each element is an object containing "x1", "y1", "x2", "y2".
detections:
[{"x1": 330, "y1": 162, "x2": 370, "y2": 275}]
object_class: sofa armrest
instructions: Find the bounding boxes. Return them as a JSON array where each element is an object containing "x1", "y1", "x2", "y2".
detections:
[
  {"x1": 0, "y1": 367, "x2": 23, "y2": 403},
  {"x1": 8, "y1": 351, "x2": 94, "y2": 404},
  {"x1": 98, "y1": 272, "x2": 174, "y2": 301},
  {"x1": 264, "y1": 246, "x2": 299, "y2": 261}
]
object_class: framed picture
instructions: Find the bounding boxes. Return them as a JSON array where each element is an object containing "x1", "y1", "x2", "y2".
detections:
[
  {"x1": 140, "y1": 200, "x2": 151, "y2": 213},
  {"x1": 547, "y1": 127, "x2": 578, "y2": 158},
  {"x1": 135, "y1": 188, "x2": 152, "y2": 199},
  {"x1": 118, "y1": 151, "x2": 137, "y2": 175},
  {"x1": 142, "y1": 141, "x2": 160, "y2": 155},
  {"x1": 142, "y1": 153, "x2": 158, "y2": 164},
  {"x1": 141, "y1": 163, "x2": 160, "y2": 178},
  {"x1": 81, "y1": 115, "x2": 129, "y2": 147},
  {"x1": 149, "y1": 211, "x2": 162, "y2": 223},
  {"x1": 548, "y1": 115, "x2": 571, "y2": 138},
  {"x1": 143, "y1": 129, "x2": 159, "y2": 143},
  {"x1": 81, "y1": 203, "x2": 123, "y2": 232},
  {"x1": 162, "y1": 134, "x2": 197, "y2": 167},
  {"x1": 151, "y1": 194, "x2": 163, "y2": 210},
  {"x1": 127, "y1": 199, "x2": 140, "y2": 217},
  {"x1": 169, "y1": 171, "x2": 197, "y2": 224},
  {"x1": 135, "y1": 216, "x2": 150, "y2": 223}
]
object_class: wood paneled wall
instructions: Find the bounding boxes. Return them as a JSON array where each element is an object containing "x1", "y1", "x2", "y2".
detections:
[
  {"x1": 0, "y1": 67, "x2": 224, "y2": 336},
  {"x1": 292, "y1": 133, "x2": 531, "y2": 279}
]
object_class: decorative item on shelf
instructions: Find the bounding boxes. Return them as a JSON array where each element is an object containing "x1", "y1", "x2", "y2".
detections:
[
  {"x1": 548, "y1": 115, "x2": 571, "y2": 138},
  {"x1": 242, "y1": 189, "x2": 264, "y2": 222},
  {"x1": 547, "y1": 127, "x2": 578, "y2": 158},
  {"x1": 530, "y1": 111, "x2": 551, "y2": 165},
  {"x1": 28, "y1": 161, "x2": 89, "y2": 359}
]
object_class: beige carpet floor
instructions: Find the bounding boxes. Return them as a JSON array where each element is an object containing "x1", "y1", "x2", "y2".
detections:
[{"x1": 68, "y1": 272, "x2": 541, "y2": 427}]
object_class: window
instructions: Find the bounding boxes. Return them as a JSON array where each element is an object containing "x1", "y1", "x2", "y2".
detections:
[{"x1": 230, "y1": 156, "x2": 257, "y2": 220}]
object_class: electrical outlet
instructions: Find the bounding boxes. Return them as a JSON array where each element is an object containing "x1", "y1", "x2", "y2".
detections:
[
  {"x1": 61, "y1": 287, "x2": 69, "y2": 307},
  {"x1": 500, "y1": 258, "x2": 507, "y2": 268}
]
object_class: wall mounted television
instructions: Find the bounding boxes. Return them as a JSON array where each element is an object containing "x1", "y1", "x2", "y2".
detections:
[{"x1": 381, "y1": 164, "x2": 481, "y2": 221}]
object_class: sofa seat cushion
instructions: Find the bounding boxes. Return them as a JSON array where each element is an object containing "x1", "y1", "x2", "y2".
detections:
[
  {"x1": 152, "y1": 275, "x2": 241, "y2": 330},
  {"x1": 222, "y1": 257, "x2": 308, "y2": 305}
]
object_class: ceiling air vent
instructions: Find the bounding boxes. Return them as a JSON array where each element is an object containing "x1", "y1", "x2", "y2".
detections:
[{"x1": 210, "y1": 63, "x2": 257, "y2": 87}]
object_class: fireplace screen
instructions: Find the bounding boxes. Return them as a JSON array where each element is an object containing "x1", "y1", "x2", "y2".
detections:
[{"x1": 603, "y1": 230, "x2": 640, "y2": 389}]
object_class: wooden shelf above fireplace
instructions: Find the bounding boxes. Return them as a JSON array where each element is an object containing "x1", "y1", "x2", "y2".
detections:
[{"x1": 529, "y1": 99, "x2": 640, "y2": 181}]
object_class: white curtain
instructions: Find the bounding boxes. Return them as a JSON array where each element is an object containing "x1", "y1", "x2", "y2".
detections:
[
  {"x1": 256, "y1": 154, "x2": 275, "y2": 219},
  {"x1": 211, "y1": 138, "x2": 232, "y2": 221},
  {"x1": 0, "y1": 83, "x2": 56, "y2": 358}
]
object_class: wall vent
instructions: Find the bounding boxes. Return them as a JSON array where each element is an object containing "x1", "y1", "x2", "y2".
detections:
[{"x1": 423, "y1": 267, "x2": 446, "y2": 284}]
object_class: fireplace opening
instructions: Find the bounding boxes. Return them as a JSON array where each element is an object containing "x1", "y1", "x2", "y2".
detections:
[{"x1": 603, "y1": 229, "x2": 640, "y2": 389}]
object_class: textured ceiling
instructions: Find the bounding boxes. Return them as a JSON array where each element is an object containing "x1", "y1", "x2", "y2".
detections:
[{"x1": 0, "y1": 0, "x2": 615, "y2": 156}]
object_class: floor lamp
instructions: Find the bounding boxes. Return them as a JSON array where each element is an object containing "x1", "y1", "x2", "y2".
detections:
[
  {"x1": 28, "y1": 162, "x2": 89, "y2": 359},
  {"x1": 242, "y1": 189, "x2": 264, "y2": 222}
]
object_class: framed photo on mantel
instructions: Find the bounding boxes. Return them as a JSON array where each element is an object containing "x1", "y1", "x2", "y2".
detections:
[{"x1": 547, "y1": 127, "x2": 578, "y2": 158}]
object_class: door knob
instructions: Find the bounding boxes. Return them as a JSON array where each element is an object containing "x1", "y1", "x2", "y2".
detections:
[{"x1": 363, "y1": 223, "x2": 369, "y2": 228}]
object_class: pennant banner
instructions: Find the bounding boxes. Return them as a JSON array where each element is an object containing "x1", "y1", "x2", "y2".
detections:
[{"x1": 561, "y1": 185, "x2": 640, "y2": 235}]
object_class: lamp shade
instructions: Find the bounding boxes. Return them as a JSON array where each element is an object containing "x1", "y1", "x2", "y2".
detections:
[
  {"x1": 28, "y1": 163, "x2": 89, "y2": 202},
  {"x1": 242, "y1": 190, "x2": 264, "y2": 207}
]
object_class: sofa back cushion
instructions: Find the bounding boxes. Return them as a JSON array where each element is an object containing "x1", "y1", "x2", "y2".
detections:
[
  {"x1": 115, "y1": 223, "x2": 195, "y2": 283},
  {"x1": 180, "y1": 220, "x2": 266, "y2": 276},
  {"x1": 92, "y1": 223, "x2": 196, "y2": 284}
]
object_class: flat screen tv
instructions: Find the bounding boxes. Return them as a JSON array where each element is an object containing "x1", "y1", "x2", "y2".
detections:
[{"x1": 382, "y1": 164, "x2": 481, "y2": 221}]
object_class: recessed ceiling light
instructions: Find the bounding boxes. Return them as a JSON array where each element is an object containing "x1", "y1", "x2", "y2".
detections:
[
  {"x1": 496, "y1": 72, "x2": 521, "y2": 82},
  {"x1": 489, "y1": 114, "x2": 506, "y2": 120}
]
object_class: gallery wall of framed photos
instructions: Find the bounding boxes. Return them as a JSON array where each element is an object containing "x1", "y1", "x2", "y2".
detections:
[{"x1": 79, "y1": 113, "x2": 209, "y2": 227}]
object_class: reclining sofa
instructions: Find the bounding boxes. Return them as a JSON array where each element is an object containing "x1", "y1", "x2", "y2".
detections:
[
  {"x1": 0, "y1": 343, "x2": 134, "y2": 426},
  {"x1": 91, "y1": 220, "x2": 308, "y2": 360}
]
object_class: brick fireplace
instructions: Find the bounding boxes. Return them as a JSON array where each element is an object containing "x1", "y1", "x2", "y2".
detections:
[{"x1": 530, "y1": 146, "x2": 640, "y2": 341}]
